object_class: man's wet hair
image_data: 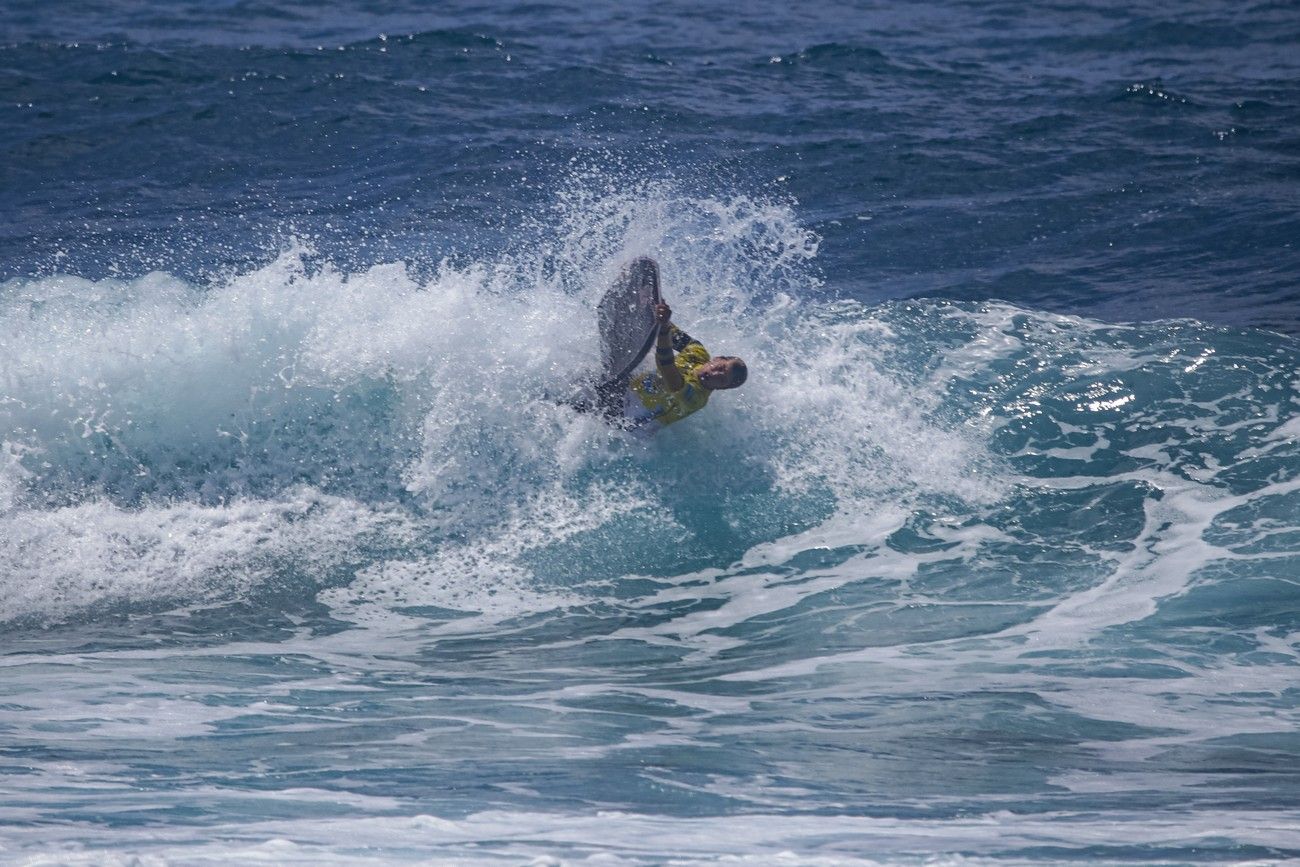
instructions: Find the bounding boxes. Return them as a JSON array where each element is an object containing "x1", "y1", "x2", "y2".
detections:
[{"x1": 722, "y1": 356, "x2": 747, "y2": 387}]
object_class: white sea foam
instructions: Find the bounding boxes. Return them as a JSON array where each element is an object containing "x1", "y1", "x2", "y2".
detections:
[
  {"x1": 1, "y1": 184, "x2": 998, "y2": 626},
  {"x1": 6, "y1": 806, "x2": 1300, "y2": 865},
  {"x1": 6, "y1": 187, "x2": 1300, "y2": 867}
]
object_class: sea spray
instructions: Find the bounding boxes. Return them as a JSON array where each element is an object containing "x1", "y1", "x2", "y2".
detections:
[{"x1": 0, "y1": 183, "x2": 996, "y2": 628}]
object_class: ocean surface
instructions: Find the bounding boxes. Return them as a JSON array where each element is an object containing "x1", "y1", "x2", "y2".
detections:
[{"x1": 3, "y1": 1, "x2": 1300, "y2": 863}]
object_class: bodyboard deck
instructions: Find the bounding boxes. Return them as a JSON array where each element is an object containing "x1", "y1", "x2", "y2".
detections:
[{"x1": 597, "y1": 256, "x2": 661, "y2": 383}]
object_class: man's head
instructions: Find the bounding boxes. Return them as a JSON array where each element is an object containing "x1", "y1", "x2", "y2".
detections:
[{"x1": 698, "y1": 356, "x2": 747, "y2": 391}]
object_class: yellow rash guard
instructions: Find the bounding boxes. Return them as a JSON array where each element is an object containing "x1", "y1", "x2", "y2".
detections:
[{"x1": 628, "y1": 326, "x2": 711, "y2": 427}]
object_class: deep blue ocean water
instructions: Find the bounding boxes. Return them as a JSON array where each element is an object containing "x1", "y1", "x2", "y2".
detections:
[{"x1": 3, "y1": 1, "x2": 1300, "y2": 863}]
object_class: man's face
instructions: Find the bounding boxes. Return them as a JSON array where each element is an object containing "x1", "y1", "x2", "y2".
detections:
[{"x1": 698, "y1": 357, "x2": 745, "y2": 390}]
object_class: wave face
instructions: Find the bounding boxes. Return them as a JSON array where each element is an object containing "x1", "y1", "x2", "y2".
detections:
[
  {"x1": 4, "y1": 0, "x2": 1300, "y2": 863},
  {"x1": 4, "y1": 183, "x2": 1298, "y2": 863}
]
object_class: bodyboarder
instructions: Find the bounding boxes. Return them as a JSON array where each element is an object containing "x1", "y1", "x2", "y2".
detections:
[{"x1": 578, "y1": 300, "x2": 747, "y2": 433}]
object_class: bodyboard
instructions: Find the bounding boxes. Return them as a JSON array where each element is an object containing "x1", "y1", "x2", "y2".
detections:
[{"x1": 597, "y1": 256, "x2": 661, "y2": 383}]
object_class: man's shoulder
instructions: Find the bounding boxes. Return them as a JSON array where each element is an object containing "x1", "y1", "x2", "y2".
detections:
[
  {"x1": 677, "y1": 341, "x2": 710, "y2": 366},
  {"x1": 669, "y1": 325, "x2": 708, "y2": 355}
]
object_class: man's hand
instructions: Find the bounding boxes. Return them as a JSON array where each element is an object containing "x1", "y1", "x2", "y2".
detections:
[{"x1": 655, "y1": 302, "x2": 672, "y2": 328}]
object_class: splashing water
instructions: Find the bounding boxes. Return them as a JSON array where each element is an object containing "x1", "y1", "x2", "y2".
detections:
[
  {"x1": 3, "y1": 178, "x2": 1299, "y2": 864},
  {"x1": 1, "y1": 181, "x2": 992, "y2": 627}
]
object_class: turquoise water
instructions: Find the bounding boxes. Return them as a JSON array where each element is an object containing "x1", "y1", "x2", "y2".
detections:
[{"x1": 3, "y1": 1, "x2": 1299, "y2": 863}]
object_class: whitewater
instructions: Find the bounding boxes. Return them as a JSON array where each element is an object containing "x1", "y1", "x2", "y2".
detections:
[{"x1": 3, "y1": 182, "x2": 1298, "y2": 863}]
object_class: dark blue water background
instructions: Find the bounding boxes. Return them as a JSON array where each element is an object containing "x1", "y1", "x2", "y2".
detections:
[{"x1": 5, "y1": 0, "x2": 1299, "y2": 329}]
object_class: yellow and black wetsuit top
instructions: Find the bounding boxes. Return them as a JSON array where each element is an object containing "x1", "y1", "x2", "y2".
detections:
[{"x1": 628, "y1": 325, "x2": 710, "y2": 427}]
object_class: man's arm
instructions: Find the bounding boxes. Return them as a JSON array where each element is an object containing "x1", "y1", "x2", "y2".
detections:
[{"x1": 654, "y1": 303, "x2": 686, "y2": 392}]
